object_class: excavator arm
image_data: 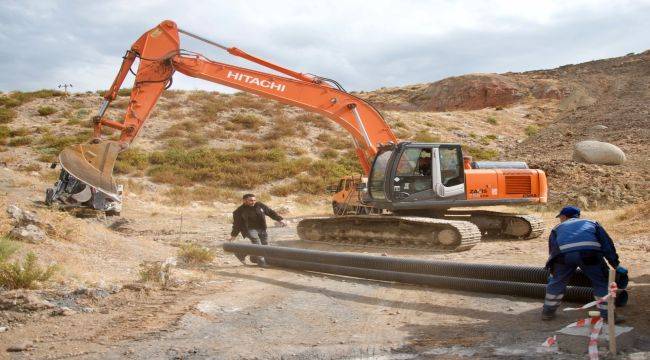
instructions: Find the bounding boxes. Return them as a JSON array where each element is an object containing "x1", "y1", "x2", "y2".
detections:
[{"x1": 60, "y1": 20, "x2": 397, "y2": 197}]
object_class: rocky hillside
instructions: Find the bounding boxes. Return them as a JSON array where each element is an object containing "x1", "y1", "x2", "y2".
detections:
[
  {"x1": 0, "y1": 50, "x2": 647, "y2": 211},
  {"x1": 358, "y1": 50, "x2": 650, "y2": 209}
]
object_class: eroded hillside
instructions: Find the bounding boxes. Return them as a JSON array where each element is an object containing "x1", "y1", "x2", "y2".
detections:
[{"x1": 1, "y1": 50, "x2": 648, "y2": 210}]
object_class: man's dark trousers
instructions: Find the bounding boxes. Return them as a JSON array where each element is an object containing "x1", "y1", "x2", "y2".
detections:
[{"x1": 246, "y1": 229, "x2": 268, "y2": 264}]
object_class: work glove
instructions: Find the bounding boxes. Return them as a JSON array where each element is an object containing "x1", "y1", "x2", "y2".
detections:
[{"x1": 616, "y1": 265, "x2": 628, "y2": 274}]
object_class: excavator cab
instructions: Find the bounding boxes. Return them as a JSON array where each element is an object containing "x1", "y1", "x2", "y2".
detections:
[{"x1": 368, "y1": 143, "x2": 466, "y2": 207}]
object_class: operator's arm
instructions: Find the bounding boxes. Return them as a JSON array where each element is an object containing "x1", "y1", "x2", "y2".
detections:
[
  {"x1": 259, "y1": 202, "x2": 284, "y2": 222},
  {"x1": 230, "y1": 208, "x2": 243, "y2": 239},
  {"x1": 595, "y1": 222, "x2": 620, "y2": 268},
  {"x1": 545, "y1": 229, "x2": 560, "y2": 271}
]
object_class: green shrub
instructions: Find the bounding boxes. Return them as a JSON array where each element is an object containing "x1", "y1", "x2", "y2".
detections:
[
  {"x1": 465, "y1": 145, "x2": 499, "y2": 160},
  {"x1": 0, "y1": 108, "x2": 17, "y2": 123},
  {"x1": 479, "y1": 134, "x2": 497, "y2": 145},
  {"x1": 195, "y1": 98, "x2": 228, "y2": 122},
  {"x1": 117, "y1": 88, "x2": 132, "y2": 97},
  {"x1": 0, "y1": 236, "x2": 19, "y2": 262},
  {"x1": 413, "y1": 130, "x2": 441, "y2": 143},
  {"x1": 114, "y1": 147, "x2": 149, "y2": 174},
  {"x1": 525, "y1": 125, "x2": 539, "y2": 136},
  {"x1": 178, "y1": 243, "x2": 214, "y2": 265},
  {"x1": 486, "y1": 116, "x2": 498, "y2": 125},
  {"x1": 37, "y1": 106, "x2": 57, "y2": 116},
  {"x1": 0, "y1": 252, "x2": 57, "y2": 289},
  {"x1": 8, "y1": 136, "x2": 31, "y2": 146}
]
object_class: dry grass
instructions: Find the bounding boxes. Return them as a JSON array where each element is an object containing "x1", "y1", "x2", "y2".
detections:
[
  {"x1": 0, "y1": 89, "x2": 64, "y2": 108},
  {"x1": 177, "y1": 243, "x2": 215, "y2": 265},
  {"x1": 0, "y1": 108, "x2": 17, "y2": 123},
  {"x1": 413, "y1": 130, "x2": 442, "y2": 143},
  {"x1": 525, "y1": 125, "x2": 539, "y2": 136},
  {"x1": 0, "y1": 236, "x2": 19, "y2": 262},
  {"x1": 0, "y1": 252, "x2": 58, "y2": 289},
  {"x1": 603, "y1": 201, "x2": 650, "y2": 237},
  {"x1": 228, "y1": 113, "x2": 263, "y2": 131},
  {"x1": 228, "y1": 93, "x2": 268, "y2": 110},
  {"x1": 8, "y1": 137, "x2": 31, "y2": 147},
  {"x1": 164, "y1": 185, "x2": 240, "y2": 205},
  {"x1": 295, "y1": 113, "x2": 332, "y2": 130},
  {"x1": 138, "y1": 260, "x2": 173, "y2": 288}
]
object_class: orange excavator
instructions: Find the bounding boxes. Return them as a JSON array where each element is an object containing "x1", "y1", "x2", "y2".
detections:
[{"x1": 46, "y1": 20, "x2": 547, "y2": 251}]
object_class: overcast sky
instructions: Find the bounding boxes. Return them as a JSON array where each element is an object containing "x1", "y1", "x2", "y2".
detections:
[{"x1": 1, "y1": 0, "x2": 649, "y2": 93}]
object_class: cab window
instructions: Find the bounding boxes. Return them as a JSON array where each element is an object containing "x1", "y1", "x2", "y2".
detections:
[{"x1": 439, "y1": 146, "x2": 463, "y2": 187}]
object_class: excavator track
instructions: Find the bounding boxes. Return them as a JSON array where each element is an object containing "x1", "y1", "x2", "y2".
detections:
[
  {"x1": 444, "y1": 210, "x2": 545, "y2": 240},
  {"x1": 297, "y1": 216, "x2": 482, "y2": 252}
]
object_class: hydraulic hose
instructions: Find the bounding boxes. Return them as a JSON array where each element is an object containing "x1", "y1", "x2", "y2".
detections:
[{"x1": 223, "y1": 243, "x2": 591, "y2": 286}]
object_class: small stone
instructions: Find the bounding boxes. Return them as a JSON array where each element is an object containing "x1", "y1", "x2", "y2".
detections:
[
  {"x1": 0, "y1": 326, "x2": 7, "y2": 332},
  {"x1": 51, "y1": 306, "x2": 76, "y2": 316},
  {"x1": 381, "y1": 253, "x2": 388, "y2": 257},
  {"x1": 9, "y1": 224, "x2": 47, "y2": 243},
  {"x1": 590, "y1": 125, "x2": 608, "y2": 130},
  {"x1": 7, "y1": 340, "x2": 33, "y2": 352}
]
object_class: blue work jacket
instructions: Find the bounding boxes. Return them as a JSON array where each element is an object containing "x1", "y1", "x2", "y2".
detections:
[{"x1": 545, "y1": 218, "x2": 619, "y2": 269}]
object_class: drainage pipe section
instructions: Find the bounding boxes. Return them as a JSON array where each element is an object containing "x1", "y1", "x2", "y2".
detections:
[
  {"x1": 223, "y1": 243, "x2": 591, "y2": 286},
  {"x1": 264, "y1": 257, "x2": 594, "y2": 302}
]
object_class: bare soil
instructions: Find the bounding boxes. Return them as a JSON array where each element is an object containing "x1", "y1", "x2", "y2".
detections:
[{"x1": 0, "y1": 168, "x2": 648, "y2": 359}]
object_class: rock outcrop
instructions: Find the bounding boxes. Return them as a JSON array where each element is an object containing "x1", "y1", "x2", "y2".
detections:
[{"x1": 409, "y1": 73, "x2": 563, "y2": 111}]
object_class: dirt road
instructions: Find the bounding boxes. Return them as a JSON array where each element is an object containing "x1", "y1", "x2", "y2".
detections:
[
  {"x1": 1, "y1": 221, "x2": 649, "y2": 359},
  {"x1": 0, "y1": 169, "x2": 648, "y2": 359}
]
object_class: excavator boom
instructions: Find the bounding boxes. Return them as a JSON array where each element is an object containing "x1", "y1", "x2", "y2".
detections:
[{"x1": 59, "y1": 20, "x2": 397, "y2": 198}]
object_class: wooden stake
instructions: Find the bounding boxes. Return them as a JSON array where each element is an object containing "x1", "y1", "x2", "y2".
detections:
[{"x1": 608, "y1": 268, "x2": 616, "y2": 356}]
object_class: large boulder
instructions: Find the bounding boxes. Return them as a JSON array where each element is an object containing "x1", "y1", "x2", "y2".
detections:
[{"x1": 573, "y1": 141, "x2": 626, "y2": 165}]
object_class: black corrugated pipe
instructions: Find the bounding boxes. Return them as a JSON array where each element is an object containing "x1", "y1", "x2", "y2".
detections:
[
  {"x1": 223, "y1": 243, "x2": 592, "y2": 286},
  {"x1": 263, "y1": 257, "x2": 594, "y2": 302}
]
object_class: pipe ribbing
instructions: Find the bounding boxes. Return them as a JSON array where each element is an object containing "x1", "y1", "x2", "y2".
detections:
[
  {"x1": 223, "y1": 243, "x2": 592, "y2": 286},
  {"x1": 263, "y1": 257, "x2": 593, "y2": 302}
]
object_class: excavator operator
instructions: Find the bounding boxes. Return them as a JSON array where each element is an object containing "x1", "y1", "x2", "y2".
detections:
[{"x1": 417, "y1": 149, "x2": 432, "y2": 176}]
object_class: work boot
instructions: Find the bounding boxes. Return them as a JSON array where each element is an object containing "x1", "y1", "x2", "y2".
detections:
[
  {"x1": 234, "y1": 253, "x2": 247, "y2": 265},
  {"x1": 257, "y1": 257, "x2": 267, "y2": 267},
  {"x1": 541, "y1": 308, "x2": 557, "y2": 321}
]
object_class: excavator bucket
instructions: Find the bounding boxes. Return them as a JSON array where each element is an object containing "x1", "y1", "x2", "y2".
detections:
[{"x1": 58, "y1": 140, "x2": 122, "y2": 198}]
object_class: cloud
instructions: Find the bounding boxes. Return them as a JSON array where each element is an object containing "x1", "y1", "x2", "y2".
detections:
[{"x1": 0, "y1": 0, "x2": 648, "y2": 92}]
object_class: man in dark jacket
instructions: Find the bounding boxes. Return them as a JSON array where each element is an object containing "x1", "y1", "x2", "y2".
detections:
[
  {"x1": 542, "y1": 205, "x2": 626, "y2": 321},
  {"x1": 229, "y1": 193, "x2": 287, "y2": 266}
]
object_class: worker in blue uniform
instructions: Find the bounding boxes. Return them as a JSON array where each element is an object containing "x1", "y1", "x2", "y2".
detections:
[{"x1": 542, "y1": 205, "x2": 627, "y2": 321}]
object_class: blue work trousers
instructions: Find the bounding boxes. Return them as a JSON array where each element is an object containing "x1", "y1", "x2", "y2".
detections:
[{"x1": 544, "y1": 251, "x2": 609, "y2": 317}]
